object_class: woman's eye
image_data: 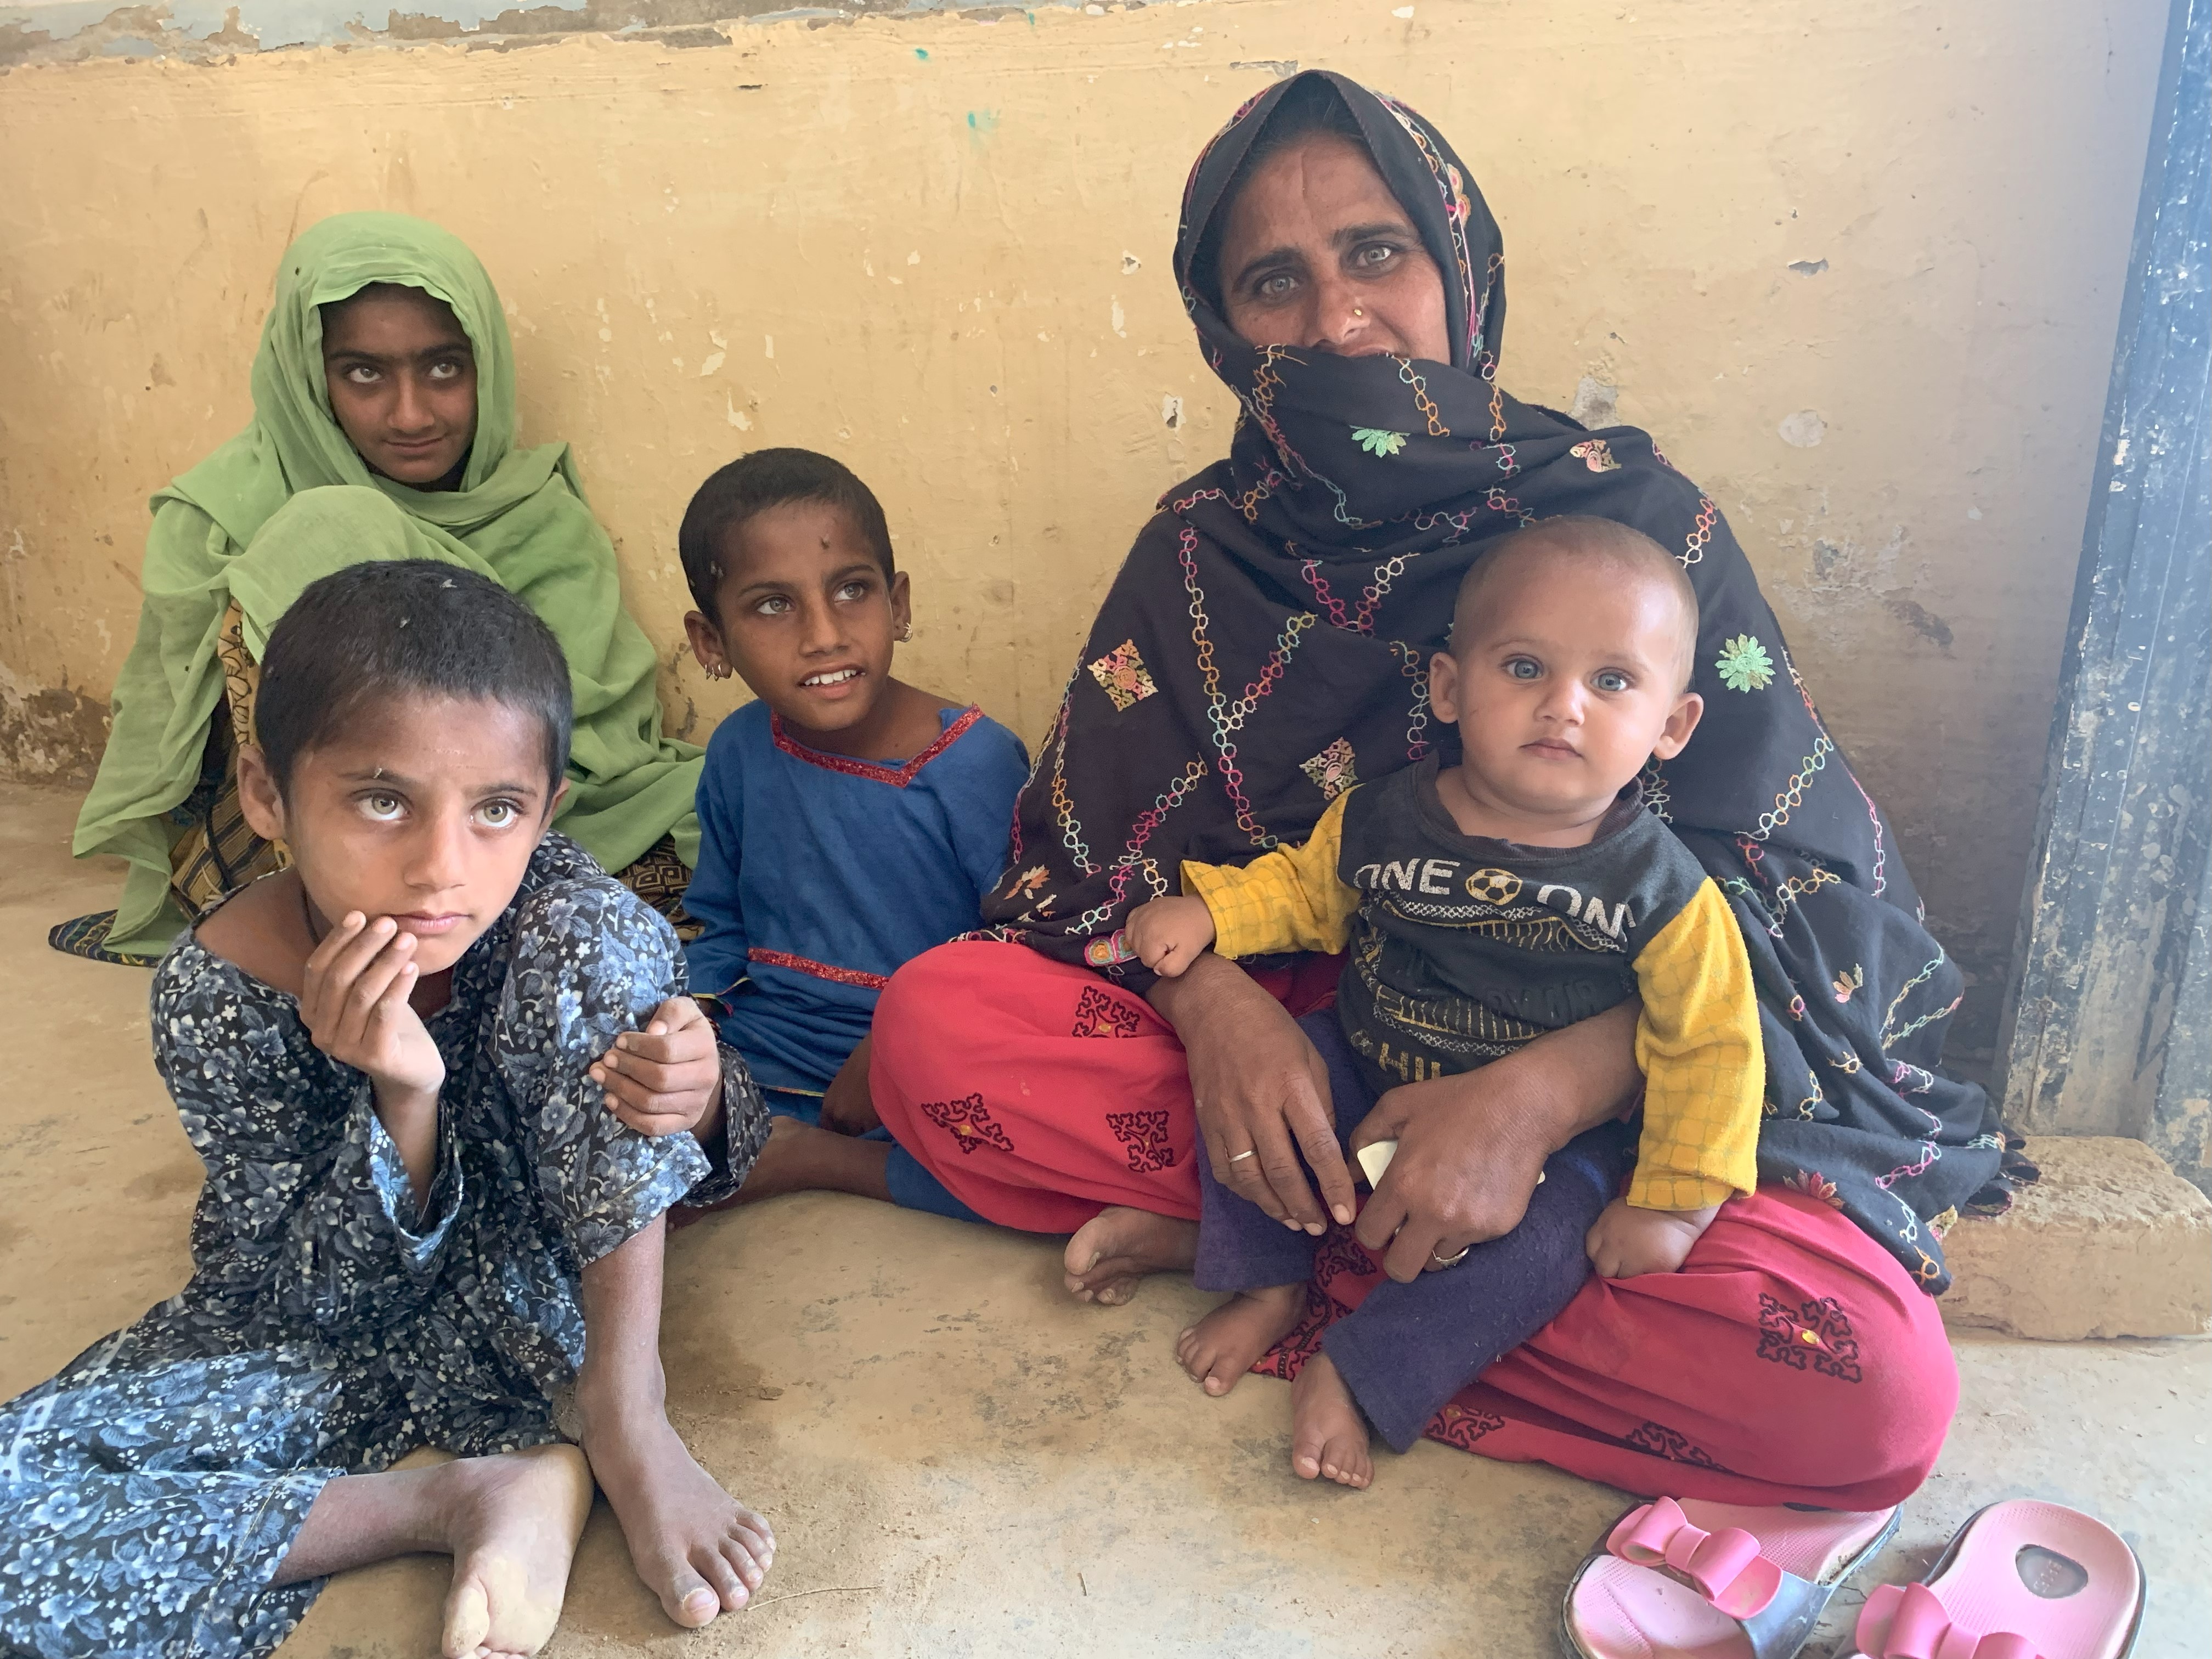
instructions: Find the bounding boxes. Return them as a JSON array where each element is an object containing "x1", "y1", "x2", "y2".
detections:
[
  {"x1": 1255, "y1": 271, "x2": 1296, "y2": 301},
  {"x1": 1354, "y1": 242, "x2": 1399, "y2": 270},
  {"x1": 1505, "y1": 657, "x2": 1542, "y2": 681},
  {"x1": 1594, "y1": 670, "x2": 1630, "y2": 693},
  {"x1": 345, "y1": 365, "x2": 380, "y2": 385},
  {"x1": 835, "y1": 580, "x2": 872, "y2": 602},
  {"x1": 428, "y1": 361, "x2": 458, "y2": 381}
]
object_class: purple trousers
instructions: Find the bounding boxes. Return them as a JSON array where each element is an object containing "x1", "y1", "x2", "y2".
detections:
[{"x1": 1193, "y1": 1009, "x2": 1637, "y2": 1452}]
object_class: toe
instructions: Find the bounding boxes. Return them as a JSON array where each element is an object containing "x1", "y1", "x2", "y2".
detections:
[
  {"x1": 659, "y1": 1562, "x2": 721, "y2": 1629},
  {"x1": 1063, "y1": 1235, "x2": 1102, "y2": 1279},
  {"x1": 443, "y1": 1580, "x2": 491, "y2": 1659},
  {"x1": 720, "y1": 1536, "x2": 765, "y2": 1594},
  {"x1": 733, "y1": 1522, "x2": 776, "y2": 1566},
  {"x1": 698, "y1": 1543, "x2": 751, "y2": 1611}
]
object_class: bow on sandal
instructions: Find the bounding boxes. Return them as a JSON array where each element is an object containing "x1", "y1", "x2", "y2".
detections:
[
  {"x1": 1607, "y1": 1497, "x2": 1785, "y2": 1619},
  {"x1": 1855, "y1": 1582, "x2": 2041, "y2": 1659},
  {"x1": 1845, "y1": 1500, "x2": 2145, "y2": 1659},
  {"x1": 1560, "y1": 1496, "x2": 1900, "y2": 1659}
]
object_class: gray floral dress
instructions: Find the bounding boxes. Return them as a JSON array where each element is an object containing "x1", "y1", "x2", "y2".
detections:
[{"x1": 0, "y1": 836, "x2": 768, "y2": 1659}]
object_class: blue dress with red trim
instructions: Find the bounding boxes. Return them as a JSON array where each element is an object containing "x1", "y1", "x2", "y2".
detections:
[{"x1": 684, "y1": 699, "x2": 1029, "y2": 1103}]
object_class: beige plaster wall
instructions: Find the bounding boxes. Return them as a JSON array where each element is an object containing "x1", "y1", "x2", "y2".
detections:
[{"x1": 0, "y1": 0, "x2": 2170, "y2": 1058}]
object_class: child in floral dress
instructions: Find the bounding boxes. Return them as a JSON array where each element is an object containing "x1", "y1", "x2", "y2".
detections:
[{"x1": 0, "y1": 535, "x2": 773, "y2": 1659}]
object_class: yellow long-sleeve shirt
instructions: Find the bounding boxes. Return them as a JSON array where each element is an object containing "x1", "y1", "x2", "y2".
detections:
[{"x1": 1182, "y1": 763, "x2": 1763, "y2": 1210}]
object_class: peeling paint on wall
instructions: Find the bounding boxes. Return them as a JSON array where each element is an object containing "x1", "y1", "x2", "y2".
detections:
[
  {"x1": 0, "y1": 0, "x2": 1176, "y2": 65},
  {"x1": 0, "y1": 664, "x2": 108, "y2": 780}
]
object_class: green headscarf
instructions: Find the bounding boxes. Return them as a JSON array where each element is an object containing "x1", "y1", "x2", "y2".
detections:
[{"x1": 74, "y1": 211, "x2": 701, "y2": 957}]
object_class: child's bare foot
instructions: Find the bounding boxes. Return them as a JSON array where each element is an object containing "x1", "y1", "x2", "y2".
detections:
[
  {"x1": 1175, "y1": 1283, "x2": 1305, "y2": 1396},
  {"x1": 1288, "y1": 1351, "x2": 1372, "y2": 1488},
  {"x1": 1063, "y1": 1205, "x2": 1198, "y2": 1304},
  {"x1": 582, "y1": 1404, "x2": 775, "y2": 1628},
  {"x1": 439, "y1": 1443, "x2": 594, "y2": 1659},
  {"x1": 672, "y1": 1117, "x2": 893, "y2": 1228}
]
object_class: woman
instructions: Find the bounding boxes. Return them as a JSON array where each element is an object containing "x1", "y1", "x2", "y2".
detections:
[
  {"x1": 867, "y1": 73, "x2": 2017, "y2": 1505},
  {"x1": 57, "y1": 211, "x2": 702, "y2": 966}
]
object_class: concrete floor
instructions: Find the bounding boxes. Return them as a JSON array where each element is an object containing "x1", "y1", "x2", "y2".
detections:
[{"x1": 1, "y1": 781, "x2": 2203, "y2": 1658}]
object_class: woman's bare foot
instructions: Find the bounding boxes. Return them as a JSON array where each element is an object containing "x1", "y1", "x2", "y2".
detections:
[
  {"x1": 1175, "y1": 1283, "x2": 1305, "y2": 1396},
  {"x1": 1288, "y1": 1351, "x2": 1373, "y2": 1488},
  {"x1": 439, "y1": 1444, "x2": 595, "y2": 1659},
  {"x1": 582, "y1": 1404, "x2": 776, "y2": 1628},
  {"x1": 1063, "y1": 1205, "x2": 1199, "y2": 1304}
]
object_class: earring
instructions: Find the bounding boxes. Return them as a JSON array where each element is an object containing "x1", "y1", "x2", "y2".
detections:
[
  {"x1": 705, "y1": 662, "x2": 731, "y2": 681},
  {"x1": 898, "y1": 623, "x2": 914, "y2": 642}
]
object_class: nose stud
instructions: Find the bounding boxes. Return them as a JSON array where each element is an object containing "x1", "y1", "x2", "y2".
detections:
[{"x1": 1352, "y1": 306, "x2": 1365, "y2": 318}]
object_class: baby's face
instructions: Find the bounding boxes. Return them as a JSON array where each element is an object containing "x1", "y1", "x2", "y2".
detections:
[{"x1": 1434, "y1": 558, "x2": 1701, "y2": 826}]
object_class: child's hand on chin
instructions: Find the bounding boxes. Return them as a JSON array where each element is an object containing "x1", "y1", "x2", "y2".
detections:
[
  {"x1": 1126, "y1": 895, "x2": 1216, "y2": 977},
  {"x1": 1584, "y1": 1197, "x2": 1721, "y2": 1278},
  {"x1": 300, "y1": 911, "x2": 445, "y2": 1103}
]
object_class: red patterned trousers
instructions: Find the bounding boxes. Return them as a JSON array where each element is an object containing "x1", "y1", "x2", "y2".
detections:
[{"x1": 871, "y1": 941, "x2": 1956, "y2": 1509}]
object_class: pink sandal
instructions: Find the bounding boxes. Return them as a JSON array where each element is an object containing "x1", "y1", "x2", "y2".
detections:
[
  {"x1": 1561, "y1": 1496, "x2": 1900, "y2": 1658},
  {"x1": 1849, "y1": 1500, "x2": 2144, "y2": 1659}
]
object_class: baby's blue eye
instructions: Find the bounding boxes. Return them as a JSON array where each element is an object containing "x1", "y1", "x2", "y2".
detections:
[
  {"x1": 1505, "y1": 657, "x2": 1541, "y2": 680},
  {"x1": 1595, "y1": 670, "x2": 1630, "y2": 693}
]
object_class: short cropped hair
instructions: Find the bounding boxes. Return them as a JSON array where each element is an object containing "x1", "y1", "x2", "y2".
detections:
[
  {"x1": 256, "y1": 560, "x2": 573, "y2": 797},
  {"x1": 678, "y1": 448, "x2": 896, "y2": 618},
  {"x1": 1453, "y1": 516, "x2": 1701, "y2": 687}
]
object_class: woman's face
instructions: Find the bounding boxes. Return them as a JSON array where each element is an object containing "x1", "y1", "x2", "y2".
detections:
[
  {"x1": 1215, "y1": 132, "x2": 1451, "y2": 363},
  {"x1": 320, "y1": 284, "x2": 479, "y2": 488}
]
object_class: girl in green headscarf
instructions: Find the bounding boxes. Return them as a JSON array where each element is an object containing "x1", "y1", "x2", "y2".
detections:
[{"x1": 60, "y1": 212, "x2": 703, "y2": 963}]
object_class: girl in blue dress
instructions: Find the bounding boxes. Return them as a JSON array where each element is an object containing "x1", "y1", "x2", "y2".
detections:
[{"x1": 675, "y1": 449, "x2": 1030, "y2": 1217}]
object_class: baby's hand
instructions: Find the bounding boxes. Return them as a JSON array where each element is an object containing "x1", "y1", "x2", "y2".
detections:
[
  {"x1": 1584, "y1": 1197, "x2": 1721, "y2": 1278},
  {"x1": 591, "y1": 996, "x2": 721, "y2": 1137},
  {"x1": 300, "y1": 911, "x2": 445, "y2": 1105},
  {"x1": 1125, "y1": 895, "x2": 1217, "y2": 977}
]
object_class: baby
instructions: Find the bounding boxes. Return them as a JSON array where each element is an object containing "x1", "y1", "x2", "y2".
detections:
[
  {"x1": 1127, "y1": 514, "x2": 1764, "y2": 1487},
  {"x1": 676, "y1": 448, "x2": 1029, "y2": 1215}
]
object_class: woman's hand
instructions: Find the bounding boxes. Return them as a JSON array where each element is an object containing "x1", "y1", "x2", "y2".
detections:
[
  {"x1": 1147, "y1": 953, "x2": 1356, "y2": 1233},
  {"x1": 300, "y1": 912, "x2": 445, "y2": 1105},
  {"x1": 590, "y1": 996, "x2": 723, "y2": 1137},
  {"x1": 1348, "y1": 999, "x2": 1643, "y2": 1282},
  {"x1": 820, "y1": 1037, "x2": 880, "y2": 1135}
]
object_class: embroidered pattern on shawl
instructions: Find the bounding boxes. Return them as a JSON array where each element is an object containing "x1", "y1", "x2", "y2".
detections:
[{"x1": 973, "y1": 70, "x2": 2010, "y2": 1288}]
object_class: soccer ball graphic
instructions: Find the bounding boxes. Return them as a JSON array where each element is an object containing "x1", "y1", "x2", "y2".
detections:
[{"x1": 1464, "y1": 868, "x2": 1522, "y2": 906}]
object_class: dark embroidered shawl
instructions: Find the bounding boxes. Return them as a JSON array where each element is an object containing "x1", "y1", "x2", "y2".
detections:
[{"x1": 981, "y1": 70, "x2": 2009, "y2": 1289}]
